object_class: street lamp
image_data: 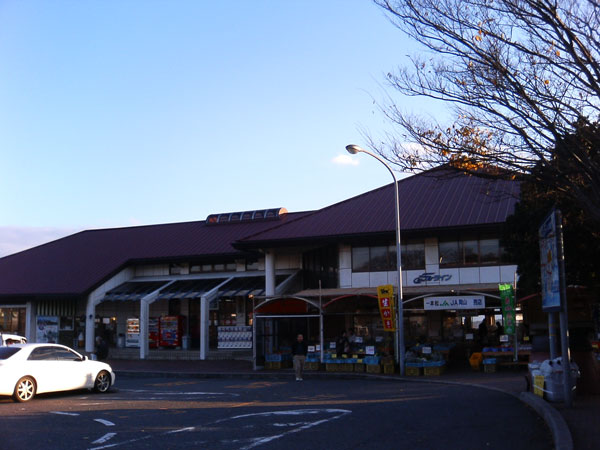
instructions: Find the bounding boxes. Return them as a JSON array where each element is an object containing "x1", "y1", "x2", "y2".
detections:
[{"x1": 346, "y1": 144, "x2": 406, "y2": 376}]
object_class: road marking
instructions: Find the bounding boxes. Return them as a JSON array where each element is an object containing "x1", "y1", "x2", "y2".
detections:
[
  {"x1": 166, "y1": 427, "x2": 195, "y2": 434},
  {"x1": 50, "y1": 411, "x2": 79, "y2": 416},
  {"x1": 94, "y1": 419, "x2": 115, "y2": 427},
  {"x1": 91, "y1": 433, "x2": 117, "y2": 445}
]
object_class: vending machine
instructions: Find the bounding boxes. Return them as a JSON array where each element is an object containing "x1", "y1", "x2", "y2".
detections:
[
  {"x1": 149, "y1": 317, "x2": 159, "y2": 349},
  {"x1": 159, "y1": 316, "x2": 183, "y2": 348},
  {"x1": 126, "y1": 318, "x2": 140, "y2": 348}
]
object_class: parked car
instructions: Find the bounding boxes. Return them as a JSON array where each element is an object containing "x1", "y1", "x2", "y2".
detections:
[
  {"x1": 0, "y1": 343, "x2": 115, "y2": 402},
  {"x1": 0, "y1": 332, "x2": 27, "y2": 346}
]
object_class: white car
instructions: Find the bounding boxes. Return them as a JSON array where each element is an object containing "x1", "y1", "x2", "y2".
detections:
[
  {"x1": 0, "y1": 343, "x2": 115, "y2": 402},
  {"x1": 0, "y1": 333, "x2": 27, "y2": 346}
]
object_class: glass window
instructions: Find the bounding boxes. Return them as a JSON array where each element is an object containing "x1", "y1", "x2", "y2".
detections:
[
  {"x1": 54, "y1": 348, "x2": 80, "y2": 361},
  {"x1": 246, "y1": 260, "x2": 259, "y2": 271},
  {"x1": 480, "y1": 238, "x2": 500, "y2": 264},
  {"x1": 225, "y1": 263, "x2": 237, "y2": 271},
  {"x1": 352, "y1": 247, "x2": 370, "y2": 272},
  {"x1": 370, "y1": 246, "x2": 388, "y2": 272},
  {"x1": 439, "y1": 240, "x2": 459, "y2": 266},
  {"x1": 388, "y1": 245, "x2": 397, "y2": 270},
  {"x1": 462, "y1": 239, "x2": 479, "y2": 265},
  {"x1": 28, "y1": 347, "x2": 54, "y2": 361},
  {"x1": 403, "y1": 241, "x2": 425, "y2": 270}
]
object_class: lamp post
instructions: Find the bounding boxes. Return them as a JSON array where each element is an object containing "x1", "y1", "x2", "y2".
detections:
[{"x1": 346, "y1": 144, "x2": 405, "y2": 376}]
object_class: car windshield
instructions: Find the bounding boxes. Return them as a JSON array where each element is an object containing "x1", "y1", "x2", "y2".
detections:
[{"x1": 0, "y1": 347, "x2": 22, "y2": 359}]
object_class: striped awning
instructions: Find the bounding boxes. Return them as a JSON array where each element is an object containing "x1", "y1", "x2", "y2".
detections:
[
  {"x1": 103, "y1": 281, "x2": 169, "y2": 301},
  {"x1": 36, "y1": 299, "x2": 77, "y2": 317}
]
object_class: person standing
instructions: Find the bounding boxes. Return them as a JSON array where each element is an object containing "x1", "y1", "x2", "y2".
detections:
[{"x1": 291, "y1": 333, "x2": 308, "y2": 381}]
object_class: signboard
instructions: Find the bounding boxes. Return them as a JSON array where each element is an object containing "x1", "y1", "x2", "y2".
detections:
[
  {"x1": 377, "y1": 284, "x2": 396, "y2": 332},
  {"x1": 424, "y1": 296, "x2": 485, "y2": 310},
  {"x1": 36, "y1": 316, "x2": 59, "y2": 343},
  {"x1": 366, "y1": 345, "x2": 375, "y2": 355},
  {"x1": 539, "y1": 209, "x2": 562, "y2": 312},
  {"x1": 499, "y1": 284, "x2": 516, "y2": 335}
]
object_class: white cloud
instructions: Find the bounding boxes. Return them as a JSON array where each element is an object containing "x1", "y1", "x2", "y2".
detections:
[
  {"x1": 0, "y1": 226, "x2": 78, "y2": 258},
  {"x1": 332, "y1": 154, "x2": 359, "y2": 166}
]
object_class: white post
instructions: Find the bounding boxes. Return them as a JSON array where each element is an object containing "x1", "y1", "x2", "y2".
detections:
[
  {"x1": 140, "y1": 299, "x2": 150, "y2": 360},
  {"x1": 200, "y1": 296, "x2": 209, "y2": 360},
  {"x1": 265, "y1": 251, "x2": 276, "y2": 296}
]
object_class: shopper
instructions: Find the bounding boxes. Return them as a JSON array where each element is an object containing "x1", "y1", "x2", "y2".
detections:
[
  {"x1": 291, "y1": 333, "x2": 308, "y2": 381},
  {"x1": 95, "y1": 336, "x2": 109, "y2": 361},
  {"x1": 337, "y1": 331, "x2": 350, "y2": 355}
]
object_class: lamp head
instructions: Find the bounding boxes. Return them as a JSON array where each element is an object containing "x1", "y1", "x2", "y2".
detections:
[{"x1": 345, "y1": 144, "x2": 362, "y2": 155}]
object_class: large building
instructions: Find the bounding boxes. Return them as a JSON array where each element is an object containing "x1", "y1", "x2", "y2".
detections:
[{"x1": 0, "y1": 166, "x2": 520, "y2": 367}]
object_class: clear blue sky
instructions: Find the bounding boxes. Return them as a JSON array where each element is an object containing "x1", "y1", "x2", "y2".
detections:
[{"x1": 0, "y1": 0, "x2": 440, "y2": 257}]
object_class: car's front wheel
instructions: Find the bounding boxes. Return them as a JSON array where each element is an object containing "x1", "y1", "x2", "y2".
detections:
[
  {"x1": 13, "y1": 376, "x2": 36, "y2": 402},
  {"x1": 94, "y1": 370, "x2": 111, "y2": 393}
]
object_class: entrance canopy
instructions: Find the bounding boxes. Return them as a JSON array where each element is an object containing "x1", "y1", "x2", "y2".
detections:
[
  {"x1": 102, "y1": 281, "x2": 169, "y2": 301},
  {"x1": 156, "y1": 278, "x2": 228, "y2": 300}
]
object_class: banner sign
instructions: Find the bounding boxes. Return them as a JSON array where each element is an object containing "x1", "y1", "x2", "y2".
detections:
[
  {"x1": 424, "y1": 296, "x2": 485, "y2": 310},
  {"x1": 377, "y1": 284, "x2": 396, "y2": 332},
  {"x1": 539, "y1": 209, "x2": 562, "y2": 312},
  {"x1": 499, "y1": 284, "x2": 516, "y2": 334}
]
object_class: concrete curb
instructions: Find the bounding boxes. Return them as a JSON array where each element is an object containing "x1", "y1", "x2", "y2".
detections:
[
  {"x1": 116, "y1": 369, "x2": 572, "y2": 449},
  {"x1": 519, "y1": 392, "x2": 573, "y2": 450}
]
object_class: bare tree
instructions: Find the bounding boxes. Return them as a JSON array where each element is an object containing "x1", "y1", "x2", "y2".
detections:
[{"x1": 372, "y1": 0, "x2": 600, "y2": 223}]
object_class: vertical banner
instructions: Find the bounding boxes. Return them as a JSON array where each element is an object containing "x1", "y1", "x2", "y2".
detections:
[
  {"x1": 499, "y1": 284, "x2": 516, "y2": 334},
  {"x1": 377, "y1": 285, "x2": 396, "y2": 332},
  {"x1": 539, "y1": 209, "x2": 562, "y2": 312}
]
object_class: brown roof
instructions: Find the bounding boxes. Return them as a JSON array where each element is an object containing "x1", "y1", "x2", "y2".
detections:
[
  {"x1": 237, "y1": 166, "x2": 520, "y2": 246},
  {"x1": 0, "y1": 214, "x2": 308, "y2": 297},
  {"x1": 0, "y1": 167, "x2": 519, "y2": 298}
]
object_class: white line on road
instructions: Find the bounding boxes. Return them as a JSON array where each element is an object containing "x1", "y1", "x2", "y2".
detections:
[
  {"x1": 94, "y1": 419, "x2": 115, "y2": 427},
  {"x1": 50, "y1": 411, "x2": 80, "y2": 416},
  {"x1": 91, "y1": 433, "x2": 117, "y2": 445}
]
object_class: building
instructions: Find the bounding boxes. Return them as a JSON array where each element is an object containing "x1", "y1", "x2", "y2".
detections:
[{"x1": 0, "y1": 166, "x2": 520, "y2": 366}]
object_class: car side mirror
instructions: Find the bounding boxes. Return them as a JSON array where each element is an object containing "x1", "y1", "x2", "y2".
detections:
[{"x1": 82, "y1": 355, "x2": 89, "y2": 361}]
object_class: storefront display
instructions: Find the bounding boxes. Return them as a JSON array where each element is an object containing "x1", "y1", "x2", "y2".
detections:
[
  {"x1": 126, "y1": 318, "x2": 140, "y2": 348},
  {"x1": 218, "y1": 325, "x2": 252, "y2": 349},
  {"x1": 149, "y1": 317, "x2": 159, "y2": 349}
]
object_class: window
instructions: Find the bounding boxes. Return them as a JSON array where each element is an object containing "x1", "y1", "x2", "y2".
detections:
[
  {"x1": 480, "y1": 239, "x2": 500, "y2": 264},
  {"x1": 351, "y1": 247, "x2": 370, "y2": 272},
  {"x1": 403, "y1": 241, "x2": 425, "y2": 270},
  {"x1": 439, "y1": 237, "x2": 504, "y2": 267},
  {"x1": 370, "y1": 246, "x2": 388, "y2": 272},
  {"x1": 352, "y1": 242, "x2": 425, "y2": 272}
]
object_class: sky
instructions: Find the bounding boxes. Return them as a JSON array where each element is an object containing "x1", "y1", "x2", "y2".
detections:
[{"x1": 0, "y1": 0, "x2": 441, "y2": 257}]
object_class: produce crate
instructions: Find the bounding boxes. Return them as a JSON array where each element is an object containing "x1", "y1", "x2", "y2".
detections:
[
  {"x1": 265, "y1": 360, "x2": 292, "y2": 370},
  {"x1": 366, "y1": 364, "x2": 382, "y2": 374},
  {"x1": 354, "y1": 363, "x2": 365, "y2": 372},
  {"x1": 339, "y1": 363, "x2": 353, "y2": 372},
  {"x1": 484, "y1": 363, "x2": 497, "y2": 373},
  {"x1": 305, "y1": 362, "x2": 320, "y2": 371},
  {"x1": 383, "y1": 363, "x2": 395, "y2": 374},
  {"x1": 326, "y1": 363, "x2": 342, "y2": 372},
  {"x1": 405, "y1": 366, "x2": 422, "y2": 376},
  {"x1": 424, "y1": 365, "x2": 445, "y2": 376}
]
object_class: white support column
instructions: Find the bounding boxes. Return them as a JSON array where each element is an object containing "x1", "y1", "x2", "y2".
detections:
[
  {"x1": 84, "y1": 267, "x2": 134, "y2": 355},
  {"x1": 265, "y1": 251, "x2": 276, "y2": 296},
  {"x1": 200, "y1": 296, "x2": 209, "y2": 360},
  {"x1": 140, "y1": 299, "x2": 150, "y2": 360},
  {"x1": 85, "y1": 301, "x2": 96, "y2": 354}
]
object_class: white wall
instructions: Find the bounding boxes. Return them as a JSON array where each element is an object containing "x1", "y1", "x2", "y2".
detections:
[{"x1": 340, "y1": 238, "x2": 518, "y2": 289}]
